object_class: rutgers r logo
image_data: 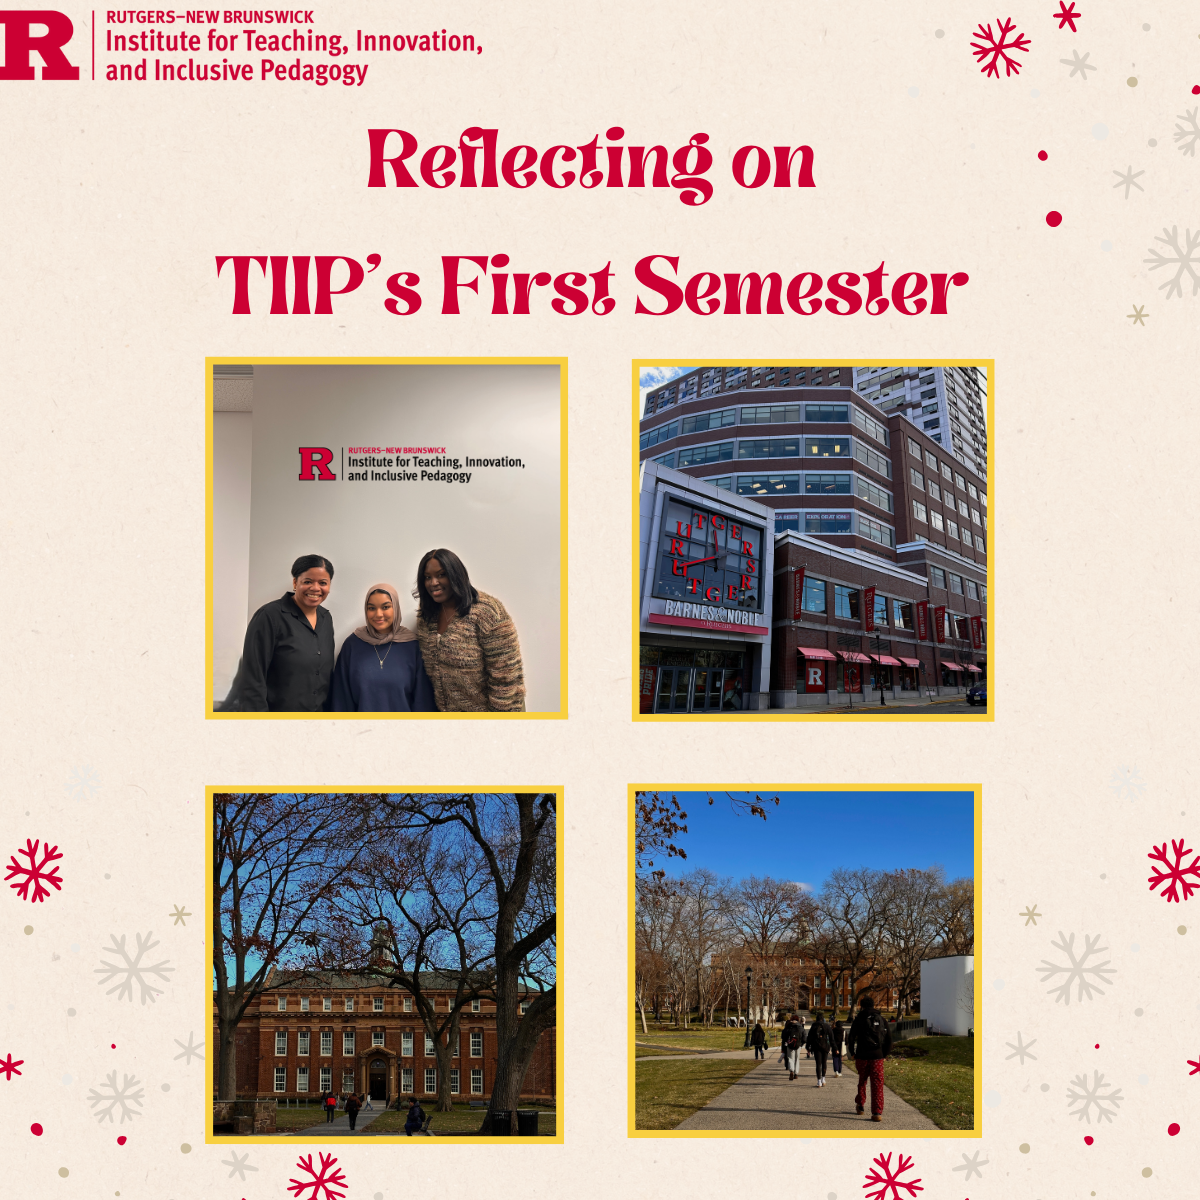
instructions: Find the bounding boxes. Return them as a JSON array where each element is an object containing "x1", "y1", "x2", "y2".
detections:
[
  {"x1": 298, "y1": 447, "x2": 336, "y2": 481},
  {"x1": 0, "y1": 10, "x2": 80, "y2": 78}
]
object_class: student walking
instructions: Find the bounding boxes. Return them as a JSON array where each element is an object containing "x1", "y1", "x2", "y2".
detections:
[
  {"x1": 831, "y1": 1018, "x2": 845, "y2": 1077},
  {"x1": 323, "y1": 1092, "x2": 337, "y2": 1123},
  {"x1": 806, "y1": 1013, "x2": 832, "y2": 1086},
  {"x1": 780, "y1": 1012, "x2": 802, "y2": 1080},
  {"x1": 847, "y1": 996, "x2": 893, "y2": 1122},
  {"x1": 750, "y1": 1021, "x2": 766, "y2": 1061},
  {"x1": 345, "y1": 1093, "x2": 362, "y2": 1131}
]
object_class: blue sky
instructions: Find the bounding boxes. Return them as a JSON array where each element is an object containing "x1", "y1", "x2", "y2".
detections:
[{"x1": 652, "y1": 790, "x2": 975, "y2": 887}]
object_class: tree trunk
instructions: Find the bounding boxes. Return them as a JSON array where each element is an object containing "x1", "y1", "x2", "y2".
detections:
[
  {"x1": 636, "y1": 995, "x2": 648, "y2": 1034},
  {"x1": 217, "y1": 1009, "x2": 240, "y2": 1101}
]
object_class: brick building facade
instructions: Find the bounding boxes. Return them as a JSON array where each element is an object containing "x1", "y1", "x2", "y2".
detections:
[{"x1": 214, "y1": 970, "x2": 555, "y2": 1105}]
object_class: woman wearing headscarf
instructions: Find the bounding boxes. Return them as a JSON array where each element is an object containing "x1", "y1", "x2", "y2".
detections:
[
  {"x1": 330, "y1": 582, "x2": 437, "y2": 712},
  {"x1": 223, "y1": 554, "x2": 336, "y2": 712},
  {"x1": 413, "y1": 549, "x2": 525, "y2": 712}
]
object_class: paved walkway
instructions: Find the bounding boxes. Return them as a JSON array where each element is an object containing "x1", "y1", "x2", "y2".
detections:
[
  {"x1": 676, "y1": 1053, "x2": 938, "y2": 1131},
  {"x1": 290, "y1": 1107, "x2": 389, "y2": 1136}
]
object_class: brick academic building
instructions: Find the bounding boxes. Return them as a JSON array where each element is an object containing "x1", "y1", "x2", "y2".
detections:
[
  {"x1": 638, "y1": 365, "x2": 988, "y2": 710},
  {"x1": 213, "y1": 969, "x2": 556, "y2": 1105}
]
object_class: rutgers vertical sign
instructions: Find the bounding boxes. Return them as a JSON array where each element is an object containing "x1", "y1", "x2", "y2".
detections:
[
  {"x1": 0, "y1": 11, "x2": 80, "y2": 79},
  {"x1": 915, "y1": 600, "x2": 929, "y2": 641},
  {"x1": 863, "y1": 585, "x2": 876, "y2": 633},
  {"x1": 933, "y1": 604, "x2": 947, "y2": 644},
  {"x1": 791, "y1": 567, "x2": 805, "y2": 620},
  {"x1": 970, "y1": 615, "x2": 983, "y2": 649}
]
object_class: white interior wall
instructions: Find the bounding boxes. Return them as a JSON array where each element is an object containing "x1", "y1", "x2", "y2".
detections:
[{"x1": 212, "y1": 410, "x2": 252, "y2": 701}]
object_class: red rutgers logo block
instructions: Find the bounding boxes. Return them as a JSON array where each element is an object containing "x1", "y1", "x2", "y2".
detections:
[
  {"x1": 0, "y1": 11, "x2": 79, "y2": 79},
  {"x1": 298, "y1": 447, "x2": 336, "y2": 480}
]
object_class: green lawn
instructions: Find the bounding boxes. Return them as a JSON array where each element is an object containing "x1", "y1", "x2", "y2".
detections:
[
  {"x1": 635, "y1": 1025, "x2": 758, "y2": 1052},
  {"x1": 270, "y1": 1105, "x2": 330, "y2": 1131},
  {"x1": 882, "y1": 1037, "x2": 975, "y2": 1130},
  {"x1": 635, "y1": 1058, "x2": 763, "y2": 1130},
  {"x1": 369, "y1": 1102, "x2": 556, "y2": 1136}
]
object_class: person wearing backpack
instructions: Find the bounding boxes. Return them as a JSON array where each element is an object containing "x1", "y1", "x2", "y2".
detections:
[
  {"x1": 323, "y1": 1091, "x2": 337, "y2": 1124},
  {"x1": 806, "y1": 1013, "x2": 832, "y2": 1086},
  {"x1": 344, "y1": 1092, "x2": 362, "y2": 1131},
  {"x1": 780, "y1": 1012, "x2": 802, "y2": 1080},
  {"x1": 831, "y1": 1018, "x2": 846, "y2": 1077},
  {"x1": 405, "y1": 1097, "x2": 425, "y2": 1136},
  {"x1": 750, "y1": 1021, "x2": 766, "y2": 1061},
  {"x1": 846, "y1": 995, "x2": 892, "y2": 1121}
]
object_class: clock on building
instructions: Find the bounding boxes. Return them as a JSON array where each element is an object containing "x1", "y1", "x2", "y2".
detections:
[{"x1": 653, "y1": 497, "x2": 765, "y2": 612}]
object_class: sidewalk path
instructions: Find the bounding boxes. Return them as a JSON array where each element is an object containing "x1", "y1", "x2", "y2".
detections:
[
  {"x1": 676, "y1": 1053, "x2": 938, "y2": 1131},
  {"x1": 290, "y1": 1107, "x2": 389, "y2": 1136}
]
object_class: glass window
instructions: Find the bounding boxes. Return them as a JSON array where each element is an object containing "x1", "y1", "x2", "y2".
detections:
[
  {"x1": 908, "y1": 437, "x2": 921, "y2": 459},
  {"x1": 806, "y1": 512, "x2": 852, "y2": 534},
  {"x1": 856, "y1": 477, "x2": 893, "y2": 512},
  {"x1": 652, "y1": 451, "x2": 674, "y2": 468},
  {"x1": 342, "y1": 1070, "x2": 355, "y2": 1091},
  {"x1": 858, "y1": 514, "x2": 895, "y2": 548},
  {"x1": 678, "y1": 440, "x2": 735, "y2": 466},
  {"x1": 450, "y1": 1068, "x2": 460, "y2": 1094},
  {"x1": 928, "y1": 481, "x2": 940, "y2": 501},
  {"x1": 774, "y1": 511, "x2": 801, "y2": 533},
  {"x1": 968, "y1": 482, "x2": 978, "y2": 499},
  {"x1": 912, "y1": 500, "x2": 927, "y2": 522},
  {"x1": 639, "y1": 421, "x2": 679, "y2": 451},
  {"x1": 853, "y1": 441, "x2": 892, "y2": 478},
  {"x1": 958, "y1": 499, "x2": 969, "y2": 517},
  {"x1": 893, "y1": 600, "x2": 914, "y2": 630},
  {"x1": 298, "y1": 1032, "x2": 310, "y2": 1056},
  {"x1": 470, "y1": 1031, "x2": 484, "y2": 1057},
  {"x1": 424, "y1": 1069, "x2": 437, "y2": 1094},
  {"x1": 274, "y1": 1067, "x2": 286, "y2": 1092},
  {"x1": 275, "y1": 1031, "x2": 287, "y2": 1056},
  {"x1": 805, "y1": 472, "x2": 850, "y2": 494},
  {"x1": 923, "y1": 418, "x2": 939, "y2": 430},
  {"x1": 851, "y1": 406, "x2": 889, "y2": 444},
  {"x1": 424, "y1": 1035, "x2": 435, "y2": 1057},
  {"x1": 278, "y1": 997, "x2": 287, "y2": 1011},
  {"x1": 345, "y1": 1000, "x2": 353, "y2": 1012},
  {"x1": 802, "y1": 575, "x2": 826, "y2": 613},
  {"x1": 471, "y1": 999, "x2": 482, "y2": 1013},
  {"x1": 320, "y1": 1066, "x2": 332, "y2": 1091},
  {"x1": 981, "y1": 491, "x2": 987, "y2": 507},
  {"x1": 947, "y1": 520, "x2": 959, "y2": 539},
  {"x1": 834, "y1": 585, "x2": 859, "y2": 620},
  {"x1": 322, "y1": 998, "x2": 331, "y2": 1012},
  {"x1": 930, "y1": 511, "x2": 944, "y2": 531},
  {"x1": 738, "y1": 437, "x2": 799, "y2": 459},
  {"x1": 930, "y1": 566, "x2": 946, "y2": 589},
  {"x1": 961, "y1": 530, "x2": 973, "y2": 549},
  {"x1": 681, "y1": 407, "x2": 736, "y2": 434},
  {"x1": 343, "y1": 1032, "x2": 355, "y2": 1056},
  {"x1": 966, "y1": 580, "x2": 979, "y2": 600},
  {"x1": 980, "y1": 583, "x2": 988, "y2": 601},
  {"x1": 373, "y1": 997, "x2": 384, "y2": 1012},
  {"x1": 372, "y1": 1031, "x2": 384, "y2": 1046},
  {"x1": 942, "y1": 463, "x2": 952, "y2": 480},
  {"x1": 403, "y1": 997, "x2": 413, "y2": 1012},
  {"x1": 402, "y1": 1032, "x2": 413, "y2": 1057},
  {"x1": 910, "y1": 468, "x2": 924, "y2": 490},
  {"x1": 949, "y1": 573, "x2": 964, "y2": 595},
  {"x1": 297, "y1": 1066, "x2": 309, "y2": 1092},
  {"x1": 920, "y1": 388, "x2": 937, "y2": 400},
  {"x1": 955, "y1": 472, "x2": 966, "y2": 488},
  {"x1": 873, "y1": 592, "x2": 888, "y2": 626},
  {"x1": 805, "y1": 438, "x2": 850, "y2": 457},
  {"x1": 320, "y1": 1031, "x2": 333, "y2": 1056},
  {"x1": 470, "y1": 1068, "x2": 484, "y2": 1095},
  {"x1": 741, "y1": 404, "x2": 800, "y2": 424},
  {"x1": 805, "y1": 403, "x2": 849, "y2": 422},
  {"x1": 971, "y1": 507, "x2": 981, "y2": 525},
  {"x1": 401, "y1": 1068, "x2": 414, "y2": 1093},
  {"x1": 924, "y1": 451, "x2": 937, "y2": 469},
  {"x1": 737, "y1": 473, "x2": 799, "y2": 495},
  {"x1": 520, "y1": 1000, "x2": 531, "y2": 1015},
  {"x1": 300, "y1": 997, "x2": 309, "y2": 1012}
]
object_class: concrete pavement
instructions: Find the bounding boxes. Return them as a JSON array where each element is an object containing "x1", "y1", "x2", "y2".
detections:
[
  {"x1": 675, "y1": 1052, "x2": 938, "y2": 1131},
  {"x1": 289, "y1": 1106, "x2": 389, "y2": 1136}
]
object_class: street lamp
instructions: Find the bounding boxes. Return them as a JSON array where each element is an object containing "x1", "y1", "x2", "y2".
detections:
[{"x1": 743, "y1": 966, "x2": 753, "y2": 1047}]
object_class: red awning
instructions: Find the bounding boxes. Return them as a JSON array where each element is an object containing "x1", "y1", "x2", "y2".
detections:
[
  {"x1": 941, "y1": 662, "x2": 964, "y2": 672},
  {"x1": 964, "y1": 664, "x2": 983, "y2": 673},
  {"x1": 897, "y1": 657, "x2": 922, "y2": 668},
  {"x1": 870, "y1": 654, "x2": 902, "y2": 666},
  {"x1": 839, "y1": 651, "x2": 871, "y2": 663},
  {"x1": 797, "y1": 646, "x2": 836, "y2": 660}
]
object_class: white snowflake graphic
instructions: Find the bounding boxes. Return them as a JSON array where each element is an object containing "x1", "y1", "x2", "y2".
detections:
[
  {"x1": 87, "y1": 1070, "x2": 144, "y2": 1124},
  {"x1": 173, "y1": 1031, "x2": 203, "y2": 1064},
  {"x1": 95, "y1": 932, "x2": 174, "y2": 1005},
  {"x1": 66, "y1": 765, "x2": 99, "y2": 800},
  {"x1": 1005, "y1": 1031, "x2": 1037, "y2": 1064},
  {"x1": 222, "y1": 1151, "x2": 258, "y2": 1182},
  {"x1": 951, "y1": 1150, "x2": 989, "y2": 1181},
  {"x1": 1110, "y1": 766, "x2": 1145, "y2": 799},
  {"x1": 288, "y1": 1153, "x2": 348, "y2": 1200},
  {"x1": 1060, "y1": 49, "x2": 1097, "y2": 80},
  {"x1": 1067, "y1": 1070, "x2": 1123, "y2": 1123},
  {"x1": 1037, "y1": 931, "x2": 1115, "y2": 1004},
  {"x1": 1145, "y1": 227, "x2": 1200, "y2": 299},
  {"x1": 1113, "y1": 166, "x2": 1145, "y2": 200},
  {"x1": 1174, "y1": 109, "x2": 1200, "y2": 157}
]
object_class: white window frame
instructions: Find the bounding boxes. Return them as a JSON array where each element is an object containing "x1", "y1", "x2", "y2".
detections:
[
  {"x1": 372, "y1": 1031, "x2": 384, "y2": 1047},
  {"x1": 322, "y1": 998, "x2": 332, "y2": 1012},
  {"x1": 912, "y1": 500, "x2": 927, "y2": 523},
  {"x1": 274, "y1": 1067, "x2": 286, "y2": 1093},
  {"x1": 403, "y1": 997, "x2": 413, "y2": 1012},
  {"x1": 470, "y1": 1031, "x2": 483, "y2": 1058},
  {"x1": 342, "y1": 1070, "x2": 355, "y2": 1091},
  {"x1": 450, "y1": 1068, "x2": 460, "y2": 1094},
  {"x1": 930, "y1": 511, "x2": 944, "y2": 532},
  {"x1": 297, "y1": 1066, "x2": 309, "y2": 1092},
  {"x1": 471, "y1": 999, "x2": 481, "y2": 1013},
  {"x1": 424, "y1": 1068, "x2": 437, "y2": 1095},
  {"x1": 275, "y1": 1030, "x2": 288, "y2": 1056},
  {"x1": 298, "y1": 1031, "x2": 310, "y2": 1056},
  {"x1": 425, "y1": 1035, "x2": 436, "y2": 1057},
  {"x1": 402, "y1": 1032, "x2": 414, "y2": 1057},
  {"x1": 344, "y1": 999, "x2": 354, "y2": 1012},
  {"x1": 373, "y1": 997, "x2": 384, "y2": 1012},
  {"x1": 277, "y1": 997, "x2": 287, "y2": 1012},
  {"x1": 300, "y1": 997, "x2": 310, "y2": 1012},
  {"x1": 470, "y1": 1068, "x2": 484, "y2": 1095},
  {"x1": 343, "y1": 1031, "x2": 355, "y2": 1057},
  {"x1": 320, "y1": 1031, "x2": 333, "y2": 1056},
  {"x1": 401, "y1": 1068, "x2": 414, "y2": 1093},
  {"x1": 319, "y1": 1066, "x2": 332, "y2": 1091}
]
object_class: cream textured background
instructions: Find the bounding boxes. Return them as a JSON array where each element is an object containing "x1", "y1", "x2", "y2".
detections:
[{"x1": 2, "y1": 0, "x2": 1198, "y2": 1196}]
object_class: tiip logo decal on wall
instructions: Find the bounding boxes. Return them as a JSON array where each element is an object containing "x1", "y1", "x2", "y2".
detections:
[
  {"x1": 297, "y1": 446, "x2": 527, "y2": 485},
  {"x1": 0, "y1": 11, "x2": 80, "y2": 78}
]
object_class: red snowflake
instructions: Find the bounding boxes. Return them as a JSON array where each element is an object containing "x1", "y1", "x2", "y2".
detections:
[
  {"x1": 1148, "y1": 839, "x2": 1200, "y2": 903},
  {"x1": 970, "y1": 17, "x2": 1032, "y2": 78},
  {"x1": 4, "y1": 839, "x2": 63, "y2": 903},
  {"x1": 287, "y1": 1153, "x2": 347, "y2": 1200},
  {"x1": 0, "y1": 1053, "x2": 23, "y2": 1081},
  {"x1": 1053, "y1": 2, "x2": 1081, "y2": 31},
  {"x1": 864, "y1": 1152, "x2": 924, "y2": 1200},
  {"x1": 1188, "y1": 1056, "x2": 1200, "y2": 1075}
]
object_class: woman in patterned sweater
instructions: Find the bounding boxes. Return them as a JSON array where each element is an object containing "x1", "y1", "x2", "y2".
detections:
[{"x1": 413, "y1": 548, "x2": 526, "y2": 711}]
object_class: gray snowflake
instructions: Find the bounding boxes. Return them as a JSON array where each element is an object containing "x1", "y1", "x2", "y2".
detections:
[
  {"x1": 1037, "y1": 931, "x2": 1115, "y2": 1004},
  {"x1": 1060, "y1": 49, "x2": 1097, "y2": 80},
  {"x1": 1113, "y1": 167, "x2": 1144, "y2": 199},
  {"x1": 173, "y1": 1031, "x2": 203, "y2": 1064},
  {"x1": 95, "y1": 932, "x2": 174, "y2": 1005},
  {"x1": 952, "y1": 1150, "x2": 989, "y2": 1181},
  {"x1": 1174, "y1": 109, "x2": 1200, "y2": 157},
  {"x1": 1067, "y1": 1070, "x2": 1123, "y2": 1123},
  {"x1": 66, "y1": 765, "x2": 99, "y2": 800},
  {"x1": 1005, "y1": 1031, "x2": 1037, "y2": 1064},
  {"x1": 1145, "y1": 226, "x2": 1200, "y2": 299},
  {"x1": 169, "y1": 905, "x2": 191, "y2": 926},
  {"x1": 87, "y1": 1070, "x2": 144, "y2": 1124},
  {"x1": 221, "y1": 1151, "x2": 259, "y2": 1181},
  {"x1": 1110, "y1": 766, "x2": 1145, "y2": 799}
]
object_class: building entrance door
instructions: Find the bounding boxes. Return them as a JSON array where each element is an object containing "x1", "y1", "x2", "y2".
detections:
[
  {"x1": 654, "y1": 667, "x2": 691, "y2": 712},
  {"x1": 690, "y1": 668, "x2": 726, "y2": 712},
  {"x1": 369, "y1": 1060, "x2": 387, "y2": 1101}
]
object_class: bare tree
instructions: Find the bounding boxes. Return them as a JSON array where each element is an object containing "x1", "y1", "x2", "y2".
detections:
[
  {"x1": 881, "y1": 867, "x2": 947, "y2": 1016},
  {"x1": 936, "y1": 877, "x2": 975, "y2": 955},
  {"x1": 730, "y1": 876, "x2": 812, "y2": 1020},
  {"x1": 811, "y1": 868, "x2": 895, "y2": 1008}
]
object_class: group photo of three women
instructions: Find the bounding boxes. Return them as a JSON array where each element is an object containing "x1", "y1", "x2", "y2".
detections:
[{"x1": 221, "y1": 548, "x2": 525, "y2": 713}]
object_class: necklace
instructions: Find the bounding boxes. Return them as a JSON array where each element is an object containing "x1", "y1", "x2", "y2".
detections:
[{"x1": 374, "y1": 640, "x2": 393, "y2": 669}]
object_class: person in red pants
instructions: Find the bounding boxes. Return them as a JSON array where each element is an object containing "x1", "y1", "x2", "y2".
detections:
[{"x1": 846, "y1": 996, "x2": 892, "y2": 1122}]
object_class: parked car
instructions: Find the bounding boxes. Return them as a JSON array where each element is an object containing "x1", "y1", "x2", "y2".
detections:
[{"x1": 965, "y1": 684, "x2": 987, "y2": 706}]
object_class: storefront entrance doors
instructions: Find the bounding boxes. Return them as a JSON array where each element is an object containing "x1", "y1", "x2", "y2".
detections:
[
  {"x1": 655, "y1": 667, "x2": 691, "y2": 712},
  {"x1": 654, "y1": 666, "x2": 740, "y2": 712},
  {"x1": 691, "y1": 669, "x2": 727, "y2": 712}
]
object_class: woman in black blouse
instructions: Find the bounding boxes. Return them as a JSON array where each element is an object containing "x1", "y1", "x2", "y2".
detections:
[{"x1": 223, "y1": 555, "x2": 336, "y2": 711}]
